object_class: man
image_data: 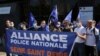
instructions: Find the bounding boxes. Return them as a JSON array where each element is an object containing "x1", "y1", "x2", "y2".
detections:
[
  {"x1": 19, "y1": 22, "x2": 27, "y2": 30},
  {"x1": 38, "y1": 20, "x2": 49, "y2": 32},
  {"x1": 5, "y1": 20, "x2": 17, "y2": 56},
  {"x1": 5, "y1": 20, "x2": 11, "y2": 29},
  {"x1": 73, "y1": 20, "x2": 86, "y2": 56},
  {"x1": 5, "y1": 20, "x2": 16, "y2": 30},
  {"x1": 85, "y1": 20, "x2": 99, "y2": 56},
  {"x1": 28, "y1": 21, "x2": 39, "y2": 31},
  {"x1": 10, "y1": 21, "x2": 16, "y2": 30}
]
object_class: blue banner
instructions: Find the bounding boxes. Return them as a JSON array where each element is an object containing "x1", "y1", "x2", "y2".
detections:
[{"x1": 6, "y1": 30, "x2": 76, "y2": 56}]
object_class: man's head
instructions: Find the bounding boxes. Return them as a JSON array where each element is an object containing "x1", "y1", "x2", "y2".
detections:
[
  {"x1": 20, "y1": 22, "x2": 27, "y2": 30},
  {"x1": 41, "y1": 20, "x2": 46, "y2": 28},
  {"x1": 76, "y1": 20, "x2": 82, "y2": 27},
  {"x1": 20, "y1": 22, "x2": 27, "y2": 28},
  {"x1": 62, "y1": 20, "x2": 70, "y2": 27},
  {"x1": 87, "y1": 20, "x2": 96, "y2": 28},
  {"x1": 6, "y1": 20, "x2": 11, "y2": 28},
  {"x1": 10, "y1": 21, "x2": 14, "y2": 27},
  {"x1": 56, "y1": 21, "x2": 61, "y2": 28}
]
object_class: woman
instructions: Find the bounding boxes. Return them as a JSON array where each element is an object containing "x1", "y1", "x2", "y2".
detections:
[{"x1": 62, "y1": 20, "x2": 73, "y2": 32}]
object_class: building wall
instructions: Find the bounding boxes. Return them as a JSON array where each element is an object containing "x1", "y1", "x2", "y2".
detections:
[{"x1": 0, "y1": 2, "x2": 20, "y2": 36}]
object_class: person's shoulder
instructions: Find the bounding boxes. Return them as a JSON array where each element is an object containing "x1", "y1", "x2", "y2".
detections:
[
  {"x1": 80, "y1": 26, "x2": 86, "y2": 32},
  {"x1": 82, "y1": 26, "x2": 86, "y2": 29},
  {"x1": 74, "y1": 27, "x2": 79, "y2": 32}
]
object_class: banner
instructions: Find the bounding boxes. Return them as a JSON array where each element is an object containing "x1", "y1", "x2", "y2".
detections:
[{"x1": 6, "y1": 30, "x2": 76, "y2": 56}]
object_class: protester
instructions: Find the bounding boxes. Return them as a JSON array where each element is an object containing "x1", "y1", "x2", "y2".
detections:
[
  {"x1": 10, "y1": 21, "x2": 16, "y2": 30},
  {"x1": 72, "y1": 20, "x2": 78, "y2": 30},
  {"x1": 5, "y1": 20, "x2": 11, "y2": 56},
  {"x1": 72, "y1": 20, "x2": 86, "y2": 56},
  {"x1": 49, "y1": 22, "x2": 55, "y2": 32},
  {"x1": 85, "y1": 20, "x2": 99, "y2": 56},
  {"x1": 5, "y1": 20, "x2": 11, "y2": 30},
  {"x1": 38, "y1": 20, "x2": 49, "y2": 32},
  {"x1": 28, "y1": 21, "x2": 39, "y2": 31},
  {"x1": 62, "y1": 20, "x2": 73, "y2": 32},
  {"x1": 18, "y1": 22, "x2": 27, "y2": 30},
  {"x1": 5, "y1": 20, "x2": 16, "y2": 30},
  {"x1": 5, "y1": 20, "x2": 18, "y2": 56},
  {"x1": 73, "y1": 18, "x2": 82, "y2": 28},
  {"x1": 53, "y1": 21, "x2": 62, "y2": 32}
]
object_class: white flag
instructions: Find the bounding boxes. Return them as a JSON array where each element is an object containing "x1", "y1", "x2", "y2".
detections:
[{"x1": 64, "y1": 10, "x2": 72, "y2": 22}]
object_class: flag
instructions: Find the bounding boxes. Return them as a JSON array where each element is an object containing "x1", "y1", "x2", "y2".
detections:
[
  {"x1": 29, "y1": 12, "x2": 36, "y2": 27},
  {"x1": 64, "y1": 10, "x2": 72, "y2": 22},
  {"x1": 77, "y1": 11, "x2": 81, "y2": 19},
  {"x1": 47, "y1": 5, "x2": 58, "y2": 31},
  {"x1": 49, "y1": 5, "x2": 58, "y2": 24}
]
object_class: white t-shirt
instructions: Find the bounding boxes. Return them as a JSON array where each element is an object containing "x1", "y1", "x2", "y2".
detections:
[
  {"x1": 74, "y1": 26, "x2": 86, "y2": 43},
  {"x1": 85, "y1": 28, "x2": 99, "y2": 46}
]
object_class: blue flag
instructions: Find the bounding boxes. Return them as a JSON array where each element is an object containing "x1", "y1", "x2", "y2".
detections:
[
  {"x1": 49, "y1": 5, "x2": 58, "y2": 24},
  {"x1": 29, "y1": 12, "x2": 36, "y2": 27},
  {"x1": 64, "y1": 10, "x2": 72, "y2": 22}
]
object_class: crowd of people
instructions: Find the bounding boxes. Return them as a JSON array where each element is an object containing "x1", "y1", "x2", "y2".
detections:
[
  {"x1": 4, "y1": 19, "x2": 100, "y2": 56},
  {"x1": 5, "y1": 19, "x2": 75, "y2": 32}
]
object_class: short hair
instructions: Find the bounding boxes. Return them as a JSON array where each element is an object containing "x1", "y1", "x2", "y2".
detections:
[
  {"x1": 87, "y1": 20, "x2": 96, "y2": 24},
  {"x1": 92, "y1": 20, "x2": 96, "y2": 24},
  {"x1": 6, "y1": 19, "x2": 10, "y2": 21},
  {"x1": 41, "y1": 20, "x2": 46, "y2": 22},
  {"x1": 87, "y1": 20, "x2": 93, "y2": 23},
  {"x1": 21, "y1": 21, "x2": 27, "y2": 25},
  {"x1": 63, "y1": 20, "x2": 70, "y2": 24}
]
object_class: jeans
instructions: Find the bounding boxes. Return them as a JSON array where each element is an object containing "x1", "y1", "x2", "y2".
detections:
[{"x1": 72, "y1": 43, "x2": 85, "y2": 56}]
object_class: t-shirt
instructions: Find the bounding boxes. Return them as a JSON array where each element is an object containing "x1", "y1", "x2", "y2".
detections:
[
  {"x1": 74, "y1": 26, "x2": 86, "y2": 43},
  {"x1": 85, "y1": 28, "x2": 99, "y2": 46}
]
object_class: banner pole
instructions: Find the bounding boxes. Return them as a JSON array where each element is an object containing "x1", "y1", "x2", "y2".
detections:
[{"x1": 69, "y1": 39, "x2": 76, "y2": 56}]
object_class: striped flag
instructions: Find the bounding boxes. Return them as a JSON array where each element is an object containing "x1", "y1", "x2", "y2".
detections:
[
  {"x1": 49, "y1": 5, "x2": 58, "y2": 24},
  {"x1": 29, "y1": 12, "x2": 36, "y2": 27}
]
